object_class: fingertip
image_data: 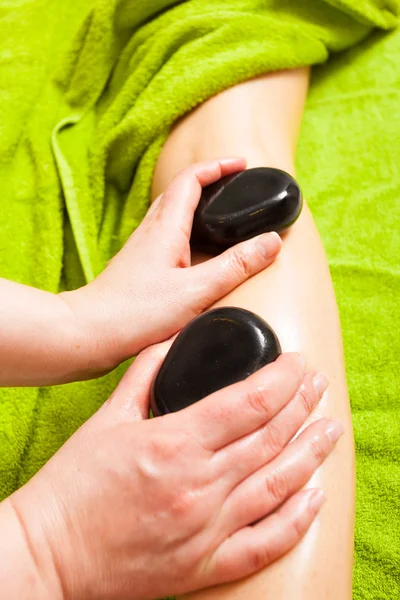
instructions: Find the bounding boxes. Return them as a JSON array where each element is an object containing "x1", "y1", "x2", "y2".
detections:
[
  {"x1": 218, "y1": 156, "x2": 247, "y2": 169},
  {"x1": 308, "y1": 488, "x2": 327, "y2": 514},
  {"x1": 175, "y1": 158, "x2": 246, "y2": 192},
  {"x1": 270, "y1": 230, "x2": 283, "y2": 250},
  {"x1": 279, "y1": 487, "x2": 326, "y2": 530},
  {"x1": 278, "y1": 352, "x2": 307, "y2": 372},
  {"x1": 296, "y1": 352, "x2": 307, "y2": 371},
  {"x1": 324, "y1": 419, "x2": 345, "y2": 445},
  {"x1": 312, "y1": 372, "x2": 329, "y2": 396},
  {"x1": 138, "y1": 339, "x2": 173, "y2": 361},
  {"x1": 255, "y1": 231, "x2": 282, "y2": 259},
  {"x1": 114, "y1": 341, "x2": 171, "y2": 396}
]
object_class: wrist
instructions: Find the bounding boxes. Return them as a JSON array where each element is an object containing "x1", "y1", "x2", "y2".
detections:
[
  {"x1": 60, "y1": 282, "x2": 139, "y2": 374},
  {"x1": 0, "y1": 497, "x2": 63, "y2": 600}
]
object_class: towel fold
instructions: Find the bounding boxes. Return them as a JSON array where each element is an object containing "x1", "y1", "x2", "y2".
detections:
[{"x1": 0, "y1": 1, "x2": 399, "y2": 597}]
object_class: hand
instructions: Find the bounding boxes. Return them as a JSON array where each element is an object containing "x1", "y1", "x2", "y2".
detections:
[
  {"x1": 0, "y1": 158, "x2": 280, "y2": 387},
  {"x1": 62, "y1": 158, "x2": 282, "y2": 370},
  {"x1": 10, "y1": 347, "x2": 342, "y2": 600}
]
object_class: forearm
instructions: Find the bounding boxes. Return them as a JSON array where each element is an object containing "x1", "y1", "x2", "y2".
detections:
[
  {"x1": 0, "y1": 278, "x2": 111, "y2": 386},
  {"x1": 0, "y1": 498, "x2": 61, "y2": 600}
]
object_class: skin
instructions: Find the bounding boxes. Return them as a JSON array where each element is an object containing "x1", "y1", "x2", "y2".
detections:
[
  {"x1": 152, "y1": 69, "x2": 356, "y2": 599},
  {"x1": 1, "y1": 346, "x2": 342, "y2": 599},
  {"x1": 0, "y1": 68, "x2": 351, "y2": 599},
  {"x1": 0, "y1": 158, "x2": 282, "y2": 386},
  {"x1": 0, "y1": 146, "x2": 342, "y2": 598}
]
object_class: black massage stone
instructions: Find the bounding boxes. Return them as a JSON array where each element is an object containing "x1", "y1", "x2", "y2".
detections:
[
  {"x1": 151, "y1": 307, "x2": 281, "y2": 416},
  {"x1": 191, "y1": 167, "x2": 302, "y2": 253}
]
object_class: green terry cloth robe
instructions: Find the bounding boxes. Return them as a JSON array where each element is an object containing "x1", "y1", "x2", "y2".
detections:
[{"x1": 0, "y1": 1, "x2": 399, "y2": 597}]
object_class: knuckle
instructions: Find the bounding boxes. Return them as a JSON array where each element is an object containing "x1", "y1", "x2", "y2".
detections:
[
  {"x1": 309, "y1": 435, "x2": 327, "y2": 463},
  {"x1": 176, "y1": 163, "x2": 204, "y2": 186},
  {"x1": 175, "y1": 165, "x2": 192, "y2": 182},
  {"x1": 148, "y1": 430, "x2": 186, "y2": 462},
  {"x1": 296, "y1": 384, "x2": 314, "y2": 415},
  {"x1": 147, "y1": 436, "x2": 166, "y2": 458},
  {"x1": 169, "y1": 434, "x2": 189, "y2": 459},
  {"x1": 169, "y1": 489, "x2": 195, "y2": 518},
  {"x1": 248, "y1": 544, "x2": 272, "y2": 572},
  {"x1": 261, "y1": 421, "x2": 284, "y2": 457},
  {"x1": 265, "y1": 470, "x2": 289, "y2": 503},
  {"x1": 229, "y1": 248, "x2": 252, "y2": 279},
  {"x1": 246, "y1": 386, "x2": 273, "y2": 420},
  {"x1": 288, "y1": 514, "x2": 305, "y2": 542}
]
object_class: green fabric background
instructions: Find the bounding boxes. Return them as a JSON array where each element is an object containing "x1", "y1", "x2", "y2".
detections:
[
  {"x1": 0, "y1": 0, "x2": 399, "y2": 597},
  {"x1": 297, "y1": 31, "x2": 400, "y2": 595}
]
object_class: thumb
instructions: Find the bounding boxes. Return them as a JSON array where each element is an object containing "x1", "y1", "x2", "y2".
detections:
[
  {"x1": 192, "y1": 232, "x2": 282, "y2": 305},
  {"x1": 106, "y1": 341, "x2": 171, "y2": 421}
]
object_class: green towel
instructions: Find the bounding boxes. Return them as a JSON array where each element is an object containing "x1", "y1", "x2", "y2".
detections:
[
  {"x1": 0, "y1": 0, "x2": 399, "y2": 597},
  {"x1": 298, "y1": 30, "x2": 400, "y2": 596}
]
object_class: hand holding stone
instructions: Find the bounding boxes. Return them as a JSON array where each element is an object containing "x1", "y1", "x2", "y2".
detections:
[
  {"x1": 191, "y1": 167, "x2": 302, "y2": 253},
  {"x1": 151, "y1": 307, "x2": 281, "y2": 416},
  {"x1": 10, "y1": 345, "x2": 339, "y2": 600},
  {"x1": 64, "y1": 158, "x2": 282, "y2": 371}
]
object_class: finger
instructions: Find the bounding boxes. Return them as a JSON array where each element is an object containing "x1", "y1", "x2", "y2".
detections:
[
  {"x1": 190, "y1": 231, "x2": 282, "y2": 308},
  {"x1": 208, "y1": 488, "x2": 326, "y2": 585},
  {"x1": 105, "y1": 341, "x2": 172, "y2": 421},
  {"x1": 212, "y1": 371, "x2": 328, "y2": 490},
  {"x1": 220, "y1": 418, "x2": 343, "y2": 535},
  {"x1": 180, "y1": 353, "x2": 306, "y2": 451},
  {"x1": 155, "y1": 157, "x2": 247, "y2": 240}
]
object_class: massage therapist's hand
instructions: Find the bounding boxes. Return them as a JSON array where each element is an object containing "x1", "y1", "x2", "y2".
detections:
[
  {"x1": 4, "y1": 348, "x2": 342, "y2": 600},
  {"x1": 0, "y1": 158, "x2": 281, "y2": 386},
  {"x1": 63, "y1": 157, "x2": 282, "y2": 370}
]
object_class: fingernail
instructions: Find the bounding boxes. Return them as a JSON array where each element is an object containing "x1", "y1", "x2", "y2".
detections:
[
  {"x1": 297, "y1": 352, "x2": 307, "y2": 371},
  {"x1": 325, "y1": 419, "x2": 345, "y2": 444},
  {"x1": 256, "y1": 232, "x2": 281, "y2": 258},
  {"x1": 218, "y1": 157, "x2": 244, "y2": 165},
  {"x1": 313, "y1": 372, "x2": 329, "y2": 396},
  {"x1": 309, "y1": 489, "x2": 326, "y2": 513}
]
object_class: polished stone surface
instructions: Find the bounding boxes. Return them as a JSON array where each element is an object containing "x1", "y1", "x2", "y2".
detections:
[
  {"x1": 151, "y1": 307, "x2": 281, "y2": 416},
  {"x1": 191, "y1": 167, "x2": 302, "y2": 253}
]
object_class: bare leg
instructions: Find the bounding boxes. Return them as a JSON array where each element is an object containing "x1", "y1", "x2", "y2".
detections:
[{"x1": 152, "y1": 69, "x2": 355, "y2": 599}]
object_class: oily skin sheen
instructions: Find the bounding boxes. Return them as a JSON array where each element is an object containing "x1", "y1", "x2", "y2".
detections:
[
  {"x1": 5, "y1": 348, "x2": 340, "y2": 599},
  {"x1": 153, "y1": 69, "x2": 355, "y2": 600},
  {"x1": 0, "y1": 155, "x2": 342, "y2": 599}
]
